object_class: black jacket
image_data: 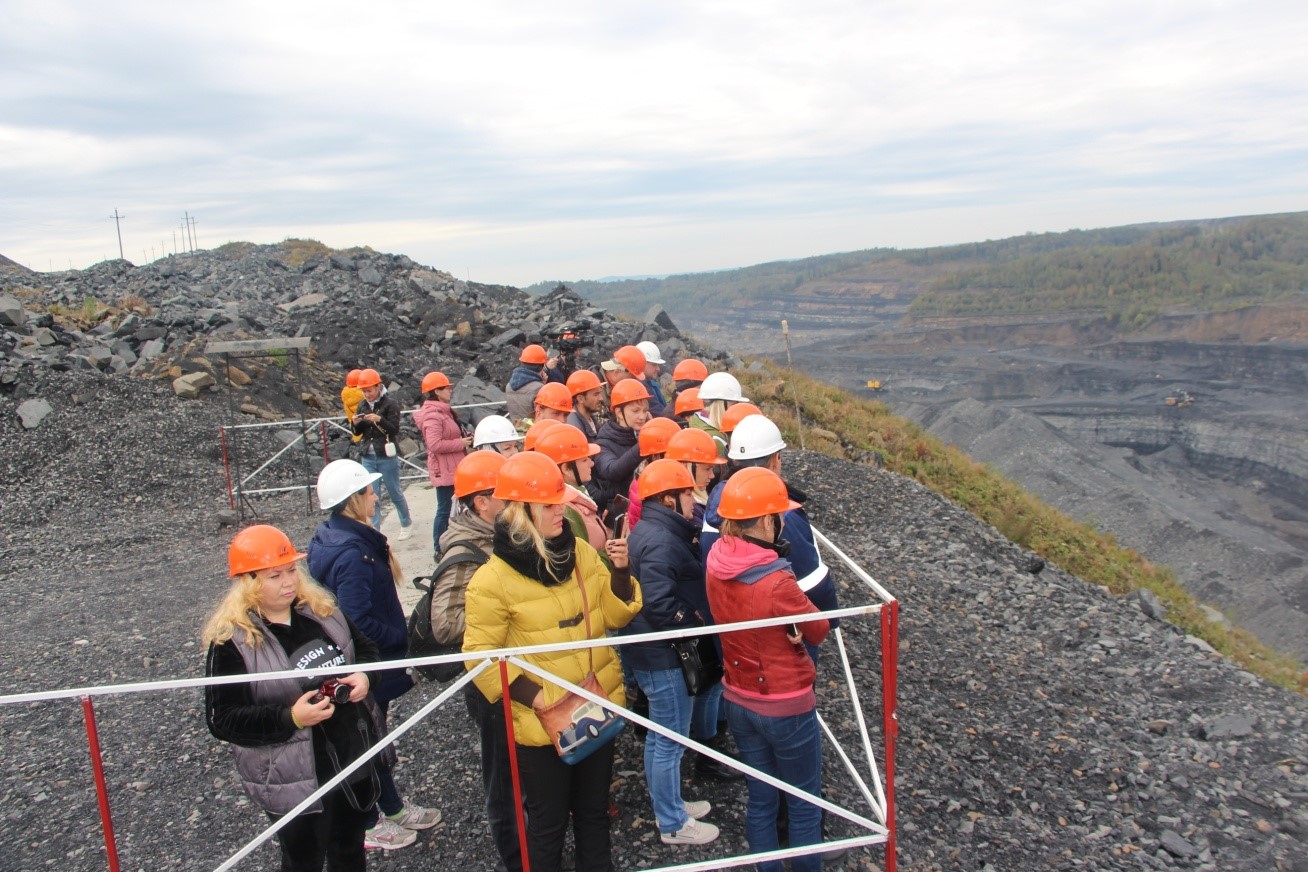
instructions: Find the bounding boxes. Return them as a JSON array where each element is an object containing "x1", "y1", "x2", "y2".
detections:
[
  {"x1": 622, "y1": 500, "x2": 710, "y2": 670},
  {"x1": 593, "y1": 420, "x2": 642, "y2": 516},
  {"x1": 352, "y1": 390, "x2": 402, "y2": 457}
]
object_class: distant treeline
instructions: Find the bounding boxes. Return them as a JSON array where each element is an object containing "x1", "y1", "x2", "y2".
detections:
[
  {"x1": 910, "y1": 214, "x2": 1308, "y2": 324},
  {"x1": 526, "y1": 212, "x2": 1308, "y2": 328}
]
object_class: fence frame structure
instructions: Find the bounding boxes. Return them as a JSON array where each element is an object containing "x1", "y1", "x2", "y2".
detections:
[
  {"x1": 0, "y1": 525, "x2": 899, "y2": 872},
  {"x1": 217, "y1": 399, "x2": 505, "y2": 512}
]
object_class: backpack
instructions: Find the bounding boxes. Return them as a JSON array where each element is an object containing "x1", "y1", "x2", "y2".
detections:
[{"x1": 407, "y1": 541, "x2": 489, "y2": 681}]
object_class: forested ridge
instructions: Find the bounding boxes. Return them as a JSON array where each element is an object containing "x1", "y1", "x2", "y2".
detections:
[{"x1": 527, "y1": 212, "x2": 1308, "y2": 329}]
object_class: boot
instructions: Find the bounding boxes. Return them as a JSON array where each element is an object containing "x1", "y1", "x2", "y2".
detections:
[{"x1": 693, "y1": 734, "x2": 741, "y2": 781}]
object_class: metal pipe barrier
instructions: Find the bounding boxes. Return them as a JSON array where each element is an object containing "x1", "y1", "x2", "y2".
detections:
[
  {"x1": 0, "y1": 525, "x2": 897, "y2": 872},
  {"x1": 219, "y1": 401, "x2": 506, "y2": 505}
]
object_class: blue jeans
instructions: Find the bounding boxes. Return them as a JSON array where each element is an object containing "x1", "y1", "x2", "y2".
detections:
[
  {"x1": 690, "y1": 682, "x2": 723, "y2": 741},
  {"x1": 361, "y1": 454, "x2": 411, "y2": 528},
  {"x1": 633, "y1": 667, "x2": 693, "y2": 833},
  {"x1": 726, "y1": 701, "x2": 823, "y2": 872},
  {"x1": 432, "y1": 485, "x2": 454, "y2": 552}
]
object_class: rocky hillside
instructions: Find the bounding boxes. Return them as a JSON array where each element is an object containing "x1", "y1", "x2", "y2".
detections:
[{"x1": 1, "y1": 243, "x2": 1305, "y2": 870}]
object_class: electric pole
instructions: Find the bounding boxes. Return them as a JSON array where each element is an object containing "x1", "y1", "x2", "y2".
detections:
[
  {"x1": 111, "y1": 209, "x2": 125, "y2": 259},
  {"x1": 189, "y1": 214, "x2": 198, "y2": 251}
]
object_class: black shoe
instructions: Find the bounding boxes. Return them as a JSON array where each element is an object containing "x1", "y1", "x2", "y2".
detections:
[{"x1": 693, "y1": 751, "x2": 740, "y2": 781}]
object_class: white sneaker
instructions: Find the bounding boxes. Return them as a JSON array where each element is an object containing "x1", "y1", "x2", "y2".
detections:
[
  {"x1": 388, "y1": 802, "x2": 441, "y2": 830},
  {"x1": 396, "y1": 526, "x2": 413, "y2": 541},
  {"x1": 364, "y1": 816, "x2": 417, "y2": 850},
  {"x1": 683, "y1": 800, "x2": 711, "y2": 820},
  {"x1": 661, "y1": 817, "x2": 719, "y2": 845}
]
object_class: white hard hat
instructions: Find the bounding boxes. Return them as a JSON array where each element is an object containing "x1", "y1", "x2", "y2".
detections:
[
  {"x1": 473, "y1": 414, "x2": 523, "y2": 448},
  {"x1": 698, "y1": 371, "x2": 748, "y2": 403},
  {"x1": 317, "y1": 459, "x2": 382, "y2": 511},
  {"x1": 728, "y1": 415, "x2": 786, "y2": 460},
  {"x1": 635, "y1": 340, "x2": 665, "y2": 365}
]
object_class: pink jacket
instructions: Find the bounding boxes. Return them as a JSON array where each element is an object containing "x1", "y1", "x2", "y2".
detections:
[{"x1": 413, "y1": 400, "x2": 465, "y2": 487}]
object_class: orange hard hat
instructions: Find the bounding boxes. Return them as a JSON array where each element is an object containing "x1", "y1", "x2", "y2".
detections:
[
  {"x1": 492, "y1": 451, "x2": 575, "y2": 505},
  {"x1": 613, "y1": 345, "x2": 647, "y2": 378},
  {"x1": 227, "y1": 524, "x2": 307, "y2": 577},
  {"x1": 609, "y1": 377, "x2": 651, "y2": 408},
  {"x1": 519, "y1": 344, "x2": 549, "y2": 365},
  {"x1": 672, "y1": 359, "x2": 709, "y2": 382},
  {"x1": 638, "y1": 458, "x2": 696, "y2": 500},
  {"x1": 673, "y1": 386, "x2": 704, "y2": 417},
  {"x1": 638, "y1": 417, "x2": 681, "y2": 457},
  {"x1": 535, "y1": 382, "x2": 574, "y2": 413},
  {"x1": 345, "y1": 369, "x2": 362, "y2": 388},
  {"x1": 665, "y1": 427, "x2": 726, "y2": 465},
  {"x1": 566, "y1": 369, "x2": 603, "y2": 396},
  {"x1": 717, "y1": 467, "x2": 800, "y2": 520},
  {"x1": 536, "y1": 423, "x2": 601, "y2": 465},
  {"x1": 356, "y1": 368, "x2": 382, "y2": 388},
  {"x1": 720, "y1": 402, "x2": 763, "y2": 434},
  {"x1": 454, "y1": 450, "x2": 507, "y2": 498},
  {"x1": 421, "y1": 370, "x2": 451, "y2": 393},
  {"x1": 523, "y1": 418, "x2": 563, "y2": 451}
]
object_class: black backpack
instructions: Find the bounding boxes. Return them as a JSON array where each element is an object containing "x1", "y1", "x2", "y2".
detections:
[{"x1": 407, "y1": 541, "x2": 489, "y2": 682}]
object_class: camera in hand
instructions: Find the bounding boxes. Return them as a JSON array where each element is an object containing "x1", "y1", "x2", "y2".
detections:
[
  {"x1": 310, "y1": 678, "x2": 351, "y2": 705},
  {"x1": 545, "y1": 318, "x2": 594, "y2": 376}
]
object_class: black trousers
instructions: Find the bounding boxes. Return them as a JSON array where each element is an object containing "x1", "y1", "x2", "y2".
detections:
[
  {"x1": 465, "y1": 684, "x2": 524, "y2": 872},
  {"x1": 267, "y1": 786, "x2": 369, "y2": 872},
  {"x1": 515, "y1": 741, "x2": 616, "y2": 872}
]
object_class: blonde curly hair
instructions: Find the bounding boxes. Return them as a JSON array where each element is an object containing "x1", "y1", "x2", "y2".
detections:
[{"x1": 201, "y1": 564, "x2": 338, "y2": 649}]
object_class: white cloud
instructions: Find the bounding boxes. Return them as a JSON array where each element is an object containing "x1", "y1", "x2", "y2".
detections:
[{"x1": 2, "y1": 0, "x2": 1307, "y2": 281}]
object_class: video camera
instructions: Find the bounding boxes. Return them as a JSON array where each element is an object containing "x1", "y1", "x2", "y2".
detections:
[{"x1": 547, "y1": 319, "x2": 595, "y2": 355}]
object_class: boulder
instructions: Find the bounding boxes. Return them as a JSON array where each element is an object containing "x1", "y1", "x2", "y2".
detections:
[
  {"x1": 645, "y1": 304, "x2": 677, "y2": 331},
  {"x1": 359, "y1": 266, "x2": 383, "y2": 286},
  {"x1": 32, "y1": 327, "x2": 58, "y2": 346},
  {"x1": 173, "y1": 371, "x2": 216, "y2": 399},
  {"x1": 277, "y1": 292, "x2": 329, "y2": 314},
  {"x1": 225, "y1": 365, "x2": 252, "y2": 386},
  {"x1": 0, "y1": 294, "x2": 26, "y2": 328},
  {"x1": 16, "y1": 398, "x2": 54, "y2": 429}
]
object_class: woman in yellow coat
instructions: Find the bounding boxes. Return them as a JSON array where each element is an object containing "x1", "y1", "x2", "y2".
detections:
[{"x1": 463, "y1": 451, "x2": 642, "y2": 872}]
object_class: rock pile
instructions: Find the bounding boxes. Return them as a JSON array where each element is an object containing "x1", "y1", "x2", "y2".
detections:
[{"x1": 0, "y1": 242, "x2": 718, "y2": 424}]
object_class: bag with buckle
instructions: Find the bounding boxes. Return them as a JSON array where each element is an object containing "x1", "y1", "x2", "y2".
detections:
[
  {"x1": 533, "y1": 568, "x2": 626, "y2": 764},
  {"x1": 407, "y1": 543, "x2": 490, "y2": 682},
  {"x1": 672, "y1": 634, "x2": 724, "y2": 696}
]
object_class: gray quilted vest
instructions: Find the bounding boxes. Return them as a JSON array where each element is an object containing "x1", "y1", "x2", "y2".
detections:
[{"x1": 229, "y1": 607, "x2": 355, "y2": 815}]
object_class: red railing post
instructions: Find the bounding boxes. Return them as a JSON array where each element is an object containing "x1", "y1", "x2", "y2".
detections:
[
  {"x1": 219, "y1": 426, "x2": 235, "y2": 510},
  {"x1": 881, "y1": 600, "x2": 899, "y2": 872},
  {"x1": 81, "y1": 696, "x2": 122, "y2": 872},
  {"x1": 319, "y1": 421, "x2": 330, "y2": 464},
  {"x1": 500, "y1": 659, "x2": 531, "y2": 872}
]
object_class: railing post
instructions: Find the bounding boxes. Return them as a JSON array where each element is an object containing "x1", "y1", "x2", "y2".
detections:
[
  {"x1": 500, "y1": 658, "x2": 531, "y2": 872},
  {"x1": 81, "y1": 696, "x2": 121, "y2": 872},
  {"x1": 319, "y1": 420, "x2": 330, "y2": 464},
  {"x1": 881, "y1": 599, "x2": 899, "y2": 872},
  {"x1": 219, "y1": 427, "x2": 235, "y2": 510}
]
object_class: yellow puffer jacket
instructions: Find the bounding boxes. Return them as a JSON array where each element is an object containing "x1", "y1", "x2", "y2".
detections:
[
  {"x1": 340, "y1": 386, "x2": 365, "y2": 442},
  {"x1": 463, "y1": 539, "x2": 642, "y2": 747}
]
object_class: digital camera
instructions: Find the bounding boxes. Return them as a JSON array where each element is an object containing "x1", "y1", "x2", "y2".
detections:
[{"x1": 310, "y1": 678, "x2": 351, "y2": 705}]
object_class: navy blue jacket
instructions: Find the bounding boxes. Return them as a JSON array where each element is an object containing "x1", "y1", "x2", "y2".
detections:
[
  {"x1": 623, "y1": 500, "x2": 710, "y2": 670},
  {"x1": 307, "y1": 514, "x2": 413, "y2": 703},
  {"x1": 702, "y1": 478, "x2": 840, "y2": 657},
  {"x1": 593, "y1": 420, "x2": 642, "y2": 516}
]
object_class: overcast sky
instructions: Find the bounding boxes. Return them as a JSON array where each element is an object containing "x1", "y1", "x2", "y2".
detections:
[{"x1": 3, "y1": 0, "x2": 1306, "y2": 285}]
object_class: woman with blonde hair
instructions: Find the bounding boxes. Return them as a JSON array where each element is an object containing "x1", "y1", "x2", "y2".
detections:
[
  {"x1": 464, "y1": 451, "x2": 643, "y2": 872},
  {"x1": 307, "y1": 460, "x2": 441, "y2": 851},
  {"x1": 204, "y1": 524, "x2": 379, "y2": 872}
]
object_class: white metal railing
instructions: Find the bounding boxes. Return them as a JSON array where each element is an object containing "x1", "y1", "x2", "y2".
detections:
[{"x1": 0, "y1": 525, "x2": 899, "y2": 872}]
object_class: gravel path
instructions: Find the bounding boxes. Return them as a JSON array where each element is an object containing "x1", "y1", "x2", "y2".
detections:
[{"x1": 1, "y1": 373, "x2": 1305, "y2": 871}]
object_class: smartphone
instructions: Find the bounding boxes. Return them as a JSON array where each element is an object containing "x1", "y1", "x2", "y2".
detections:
[{"x1": 610, "y1": 513, "x2": 628, "y2": 538}]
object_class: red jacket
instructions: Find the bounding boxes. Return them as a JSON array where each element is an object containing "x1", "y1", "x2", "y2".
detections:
[
  {"x1": 413, "y1": 399, "x2": 465, "y2": 487},
  {"x1": 705, "y1": 537, "x2": 829, "y2": 715}
]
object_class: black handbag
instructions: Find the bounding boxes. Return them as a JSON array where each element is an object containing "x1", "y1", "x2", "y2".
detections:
[{"x1": 672, "y1": 634, "x2": 724, "y2": 696}]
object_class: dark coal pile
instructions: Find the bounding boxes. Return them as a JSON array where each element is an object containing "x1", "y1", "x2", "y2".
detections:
[{"x1": 1, "y1": 247, "x2": 1305, "y2": 871}]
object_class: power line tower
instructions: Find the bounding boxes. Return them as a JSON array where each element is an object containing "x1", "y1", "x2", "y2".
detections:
[{"x1": 111, "y1": 209, "x2": 125, "y2": 259}]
